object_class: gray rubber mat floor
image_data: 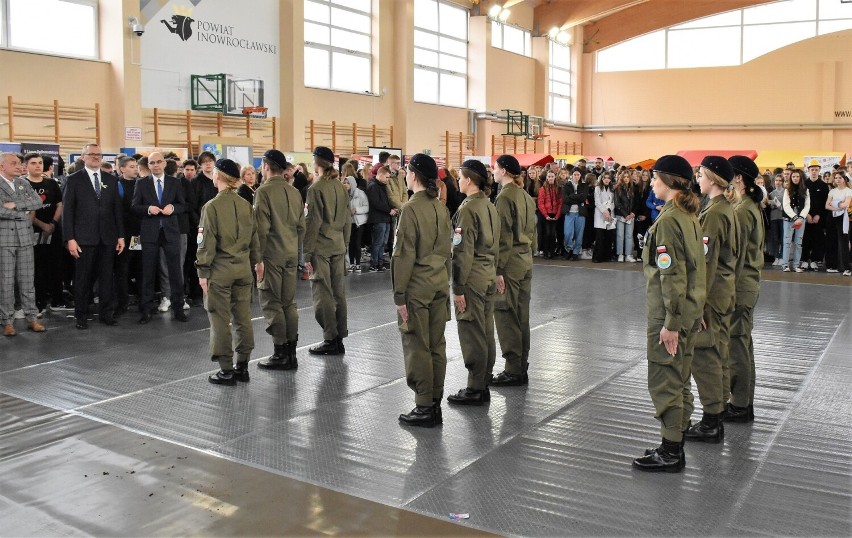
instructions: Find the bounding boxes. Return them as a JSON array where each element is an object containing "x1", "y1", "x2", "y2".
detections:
[{"x1": 1, "y1": 264, "x2": 850, "y2": 536}]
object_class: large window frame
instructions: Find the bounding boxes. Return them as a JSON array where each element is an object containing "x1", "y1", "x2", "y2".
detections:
[
  {"x1": 548, "y1": 40, "x2": 572, "y2": 123},
  {"x1": 491, "y1": 20, "x2": 532, "y2": 57},
  {"x1": 597, "y1": 0, "x2": 852, "y2": 72},
  {"x1": 413, "y1": 0, "x2": 469, "y2": 108},
  {"x1": 304, "y1": 0, "x2": 373, "y2": 94},
  {"x1": 0, "y1": 0, "x2": 99, "y2": 60}
]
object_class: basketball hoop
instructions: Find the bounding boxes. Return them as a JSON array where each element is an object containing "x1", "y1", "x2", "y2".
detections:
[{"x1": 242, "y1": 106, "x2": 268, "y2": 119}]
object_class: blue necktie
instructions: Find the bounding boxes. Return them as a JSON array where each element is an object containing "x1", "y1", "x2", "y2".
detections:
[
  {"x1": 94, "y1": 173, "x2": 100, "y2": 197},
  {"x1": 156, "y1": 179, "x2": 163, "y2": 204},
  {"x1": 117, "y1": 181, "x2": 124, "y2": 199}
]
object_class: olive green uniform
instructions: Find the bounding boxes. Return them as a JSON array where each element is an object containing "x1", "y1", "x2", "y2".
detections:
[
  {"x1": 690, "y1": 195, "x2": 738, "y2": 415},
  {"x1": 304, "y1": 175, "x2": 351, "y2": 341},
  {"x1": 452, "y1": 192, "x2": 501, "y2": 390},
  {"x1": 643, "y1": 200, "x2": 706, "y2": 442},
  {"x1": 392, "y1": 191, "x2": 453, "y2": 407},
  {"x1": 729, "y1": 196, "x2": 763, "y2": 408},
  {"x1": 196, "y1": 190, "x2": 261, "y2": 370},
  {"x1": 254, "y1": 175, "x2": 305, "y2": 345},
  {"x1": 493, "y1": 182, "x2": 537, "y2": 376}
]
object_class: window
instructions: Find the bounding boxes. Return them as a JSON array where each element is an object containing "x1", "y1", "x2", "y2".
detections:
[
  {"x1": 597, "y1": 0, "x2": 852, "y2": 72},
  {"x1": 304, "y1": 0, "x2": 372, "y2": 93},
  {"x1": 2, "y1": 0, "x2": 98, "y2": 59},
  {"x1": 491, "y1": 21, "x2": 532, "y2": 56},
  {"x1": 548, "y1": 40, "x2": 571, "y2": 122},
  {"x1": 413, "y1": 0, "x2": 468, "y2": 108}
]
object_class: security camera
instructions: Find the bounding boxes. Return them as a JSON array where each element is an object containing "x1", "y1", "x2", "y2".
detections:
[{"x1": 129, "y1": 17, "x2": 144, "y2": 36}]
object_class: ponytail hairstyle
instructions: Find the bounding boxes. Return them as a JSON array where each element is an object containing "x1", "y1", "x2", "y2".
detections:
[
  {"x1": 410, "y1": 168, "x2": 439, "y2": 199},
  {"x1": 314, "y1": 157, "x2": 339, "y2": 181},
  {"x1": 459, "y1": 168, "x2": 492, "y2": 197},
  {"x1": 656, "y1": 171, "x2": 701, "y2": 215},
  {"x1": 701, "y1": 166, "x2": 741, "y2": 204}
]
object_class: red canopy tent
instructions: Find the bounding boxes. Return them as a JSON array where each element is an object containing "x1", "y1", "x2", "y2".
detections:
[
  {"x1": 491, "y1": 153, "x2": 554, "y2": 168},
  {"x1": 677, "y1": 150, "x2": 758, "y2": 166}
]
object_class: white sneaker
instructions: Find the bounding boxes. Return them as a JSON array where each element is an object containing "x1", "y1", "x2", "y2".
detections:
[
  {"x1": 800, "y1": 262, "x2": 809, "y2": 270},
  {"x1": 795, "y1": 267, "x2": 805, "y2": 273},
  {"x1": 843, "y1": 270, "x2": 851, "y2": 276},
  {"x1": 13, "y1": 309, "x2": 24, "y2": 319},
  {"x1": 183, "y1": 300, "x2": 191, "y2": 310},
  {"x1": 782, "y1": 266, "x2": 791, "y2": 272},
  {"x1": 580, "y1": 250, "x2": 593, "y2": 260},
  {"x1": 826, "y1": 268, "x2": 839, "y2": 273},
  {"x1": 772, "y1": 259, "x2": 781, "y2": 266},
  {"x1": 158, "y1": 297, "x2": 171, "y2": 312},
  {"x1": 626, "y1": 255, "x2": 637, "y2": 263},
  {"x1": 618, "y1": 255, "x2": 625, "y2": 262},
  {"x1": 810, "y1": 261, "x2": 819, "y2": 270}
]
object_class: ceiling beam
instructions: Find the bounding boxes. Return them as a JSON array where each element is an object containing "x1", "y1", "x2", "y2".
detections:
[{"x1": 535, "y1": 0, "x2": 649, "y2": 31}]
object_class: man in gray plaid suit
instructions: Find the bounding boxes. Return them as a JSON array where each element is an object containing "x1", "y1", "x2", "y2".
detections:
[{"x1": 0, "y1": 152, "x2": 46, "y2": 336}]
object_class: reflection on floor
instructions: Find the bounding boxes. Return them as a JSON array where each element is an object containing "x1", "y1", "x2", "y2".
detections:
[{"x1": 1, "y1": 264, "x2": 850, "y2": 536}]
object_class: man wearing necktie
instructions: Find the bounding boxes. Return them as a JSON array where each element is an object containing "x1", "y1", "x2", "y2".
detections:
[
  {"x1": 132, "y1": 152, "x2": 187, "y2": 324},
  {"x1": 61, "y1": 143, "x2": 125, "y2": 329}
]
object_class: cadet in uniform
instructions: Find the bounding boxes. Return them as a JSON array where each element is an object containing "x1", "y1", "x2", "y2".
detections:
[
  {"x1": 196, "y1": 159, "x2": 261, "y2": 385},
  {"x1": 304, "y1": 146, "x2": 351, "y2": 355},
  {"x1": 725, "y1": 156, "x2": 764, "y2": 423},
  {"x1": 254, "y1": 150, "x2": 305, "y2": 371},
  {"x1": 633, "y1": 155, "x2": 706, "y2": 473},
  {"x1": 684, "y1": 156, "x2": 739, "y2": 443},
  {"x1": 446, "y1": 160, "x2": 501, "y2": 406},
  {"x1": 392, "y1": 154, "x2": 452, "y2": 428},
  {"x1": 490, "y1": 155, "x2": 537, "y2": 387}
]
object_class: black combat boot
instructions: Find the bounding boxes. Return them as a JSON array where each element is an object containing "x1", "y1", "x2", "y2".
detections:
[
  {"x1": 723, "y1": 402, "x2": 753, "y2": 423},
  {"x1": 432, "y1": 399, "x2": 443, "y2": 425},
  {"x1": 233, "y1": 362, "x2": 250, "y2": 382},
  {"x1": 684, "y1": 413, "x2": 724, "y2": 443},
  {"x1": 336, "y1": 337, "x2": 345, "y2": 354},
  {"x1": 447, "y1": 387, "x2": 488, "y2": 406},
  {"x1": 399, "y1": 405, "x2": 437, "y2": 428},
  {"x1": 491, "y1": 370, "x2": 528, "y2": 387},
  {"x1": 309, "y1": 339, "x2": 342, "y2": 355},
  {"x1": 633, "y1": 438, "x2": 684, "y2": 473},
  {"x1": 646, "y1": 423, "x2": 689, "y2": 455},
  {"x1": 258, "y1": 344, "x2": 289, "y2": 369},
  {"x1": 208, "y1": 369, "x2": 236, "y2": 386}
]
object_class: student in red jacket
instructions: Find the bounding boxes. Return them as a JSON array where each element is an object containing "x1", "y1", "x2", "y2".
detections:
[{"x1": 537, "y1": 170, "x2": 563, "y2": 259}]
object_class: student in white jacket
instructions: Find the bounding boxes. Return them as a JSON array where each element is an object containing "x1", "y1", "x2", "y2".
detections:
[
  {"x1": 781, "y1": 169, "x2": 810, "y2": 272},
  {"x1": 344, "y1": 170, "x2": 370, "y2": 272}
]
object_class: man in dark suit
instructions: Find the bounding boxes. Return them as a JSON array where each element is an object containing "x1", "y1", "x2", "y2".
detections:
[
  {"x1": 132, "y1": 152, "x2": 187, "y2": 323},
  {"x1": 62, "y1": 143, "x2": 125, "y2": 329}
]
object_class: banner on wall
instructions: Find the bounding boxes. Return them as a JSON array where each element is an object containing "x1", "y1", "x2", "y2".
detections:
[
  {"x1": 139, "y1": 0, "x2": 279, "y2": 115},
  {"x1": 803, "y1": 154, "x2": 846, "y2": 174}
]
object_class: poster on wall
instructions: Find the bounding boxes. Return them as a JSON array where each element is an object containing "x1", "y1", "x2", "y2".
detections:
[
  {"x1": 803, "y1": 155, "x2": 845, "y2": 174},
  {"x1": 139, "y1": 0, "x2": 279, "y2": 115}
]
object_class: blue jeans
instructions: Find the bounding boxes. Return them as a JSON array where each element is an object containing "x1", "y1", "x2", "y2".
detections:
[
  {"x1": 563, "y1": 213, "x2": 585, "y2": 254},
  {"x1": 370, "y1": 222, "x2": 391, "y2": 267},
  {"x1": 616, "y1": 219, "x2": 634, "y2": 256},
  {"x1": 782, "y1": 220, "x2": 806, "y2": 268}
]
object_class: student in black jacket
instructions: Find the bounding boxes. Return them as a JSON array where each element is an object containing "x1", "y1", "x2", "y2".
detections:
[
  {"x1": 561, "y1": 169, "x2": 589, "y2": 260},
  {"x1": 365, "y1": 166, "x2": 396, "y2": 272}
]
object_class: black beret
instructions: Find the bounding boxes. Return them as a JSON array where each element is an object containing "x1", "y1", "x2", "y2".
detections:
[
  {"x1": 408, "y1": 153, "x2": 438, "y2": 180},
  {"x1": 728, "y1": 155, "x2": 760, "y2": 181},
  {"x1": 313, "y1": 146, "x2": 335, "y2": 164},
  {"x1": 460, "y1": 159, "x2": 488, "y2": 181},
  {"x1": 263, "y1": 149, "x2": 291, "y2": 170},
  {"x1": 496, "y1": 154, "x2": 521, "y2": 176},
  {"x1": 215, "y1": 158, "x2": 240, "y2": 179},
  {"x1": 700, "y1": 155, "x2": 735, "y2": 183},
  {"x1": 653, "y1": 155, "x2": 693, "y2": 181}
]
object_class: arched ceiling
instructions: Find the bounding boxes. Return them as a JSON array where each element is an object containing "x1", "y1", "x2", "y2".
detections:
[{"x1": 476, "y1": 0, "x2": 775, "y2": 52}]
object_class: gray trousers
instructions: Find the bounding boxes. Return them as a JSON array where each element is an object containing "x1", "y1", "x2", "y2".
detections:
[{"x1": 0, "y1": 244, "x2": 37, "y2": 324}]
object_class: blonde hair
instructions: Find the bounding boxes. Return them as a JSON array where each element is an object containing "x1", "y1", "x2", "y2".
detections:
[
  {"x1": 702, "y1": 166, "x2": 740, "y2": 204},
  {"x1": 216, "y1": 170, "x2": 240, "y2": 190},
  {"x1": 656, "y1": 172, "x2": 700, "y2": 215}
]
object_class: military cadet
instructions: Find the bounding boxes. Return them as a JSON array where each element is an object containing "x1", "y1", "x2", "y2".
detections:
[
  {"x1": 254, "y1": 150, "x2": 305, "y2": 371},
  {"x1": 393, "y1": 153, "x2": 452, "y2": 427},
  {"x1": 684, "y1": 156, "x2": 739, "y2": 444},
  {"x1": 446, "y1": 160, "x2": 501, "y2": 406},
  {"x1": 490, "y1": 155, "x2": 537, "y2": 387},
  {"x1": 196, "y1": 159, "x2": 261, "y2": 386},
  {"x1": 304, "y1": 146, "x2": 351, "y2": 355},
  {"x1": 725, "y1": 155, "x2": 764, "y2": 423},
  {"x1": 633, "y1": 155, "x2": 705, "y2": 473}
]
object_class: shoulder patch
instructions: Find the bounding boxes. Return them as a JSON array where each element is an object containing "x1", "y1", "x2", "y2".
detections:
[
  {"x1": 452, "y1": 227, "x2": 462, "y2": 246},
  {"x1": 656, "y1": 245, "x2": 667, "y2": 253},
  {"x1": 196, "y1": 227, "x2": 204, "y2": 245},
  {"x1": 703, "y1": 236, "x2": 709, "y2": 255},
  {"x1": 657, "y1": 252, "x2": 672, "y2": 270}
]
